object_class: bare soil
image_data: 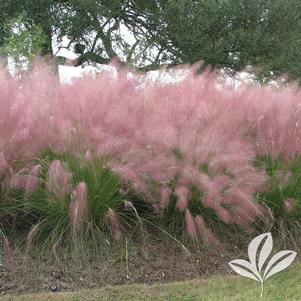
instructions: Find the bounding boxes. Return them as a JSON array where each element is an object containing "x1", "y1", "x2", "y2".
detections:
[
  {"x1": 0, "y1": 234, "x2": 246, "y2": 296},
  {"x1": 1, "y1": 230, "x2": 299, "y2": 296}
]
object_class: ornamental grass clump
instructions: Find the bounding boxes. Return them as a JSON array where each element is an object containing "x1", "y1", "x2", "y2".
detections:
[
  {"x1": 243, "y1": 84, "x2": 301, "y2": 230},
  {"x1": 2, "y1": 152, "x2": 125, "y2": 249},
  {"x1": 53, "y1": 68, "x2": 267, "y2": 239},
  {"x1": 0, "y1": 66, "x2": 60, "y2": 166},
  {"x1": 1, "y1": 63, "x2": 301, "y2": 245}
]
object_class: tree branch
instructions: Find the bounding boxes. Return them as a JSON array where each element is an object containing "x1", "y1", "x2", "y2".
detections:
[{"x1": 56, "y1": 52, "x2": 111, "y2": 67}]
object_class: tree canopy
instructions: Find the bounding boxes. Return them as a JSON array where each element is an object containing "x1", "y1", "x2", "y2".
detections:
[{"x1": 1, "y1": 0, "x2": 301, "y2": 81}]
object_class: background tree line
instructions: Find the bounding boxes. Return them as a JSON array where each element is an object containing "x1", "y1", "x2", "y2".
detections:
[{"x1": 1, "y1": 0, "x2": 301, "y2": 82}]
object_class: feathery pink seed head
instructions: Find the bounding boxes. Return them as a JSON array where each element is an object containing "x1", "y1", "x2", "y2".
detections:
[
  {"x1": 69, "y1": 182, "x2": 88, "y2": 234},
  {"x1": 106, "y1": 208, "x2": 122, "y2": 240},
  {"x1": 185, "y1": 209, "x2": 197, "y2": 237},
  {"x1": 25, "y1": 175, "x2": 40, "y2": 194},
  {"x1": 124, "y1": 200, "x2": 133, "y2": 210},
  {"x1": 84, "y1": 150, "x2": 92, "y2": 162},
  {"x1": 47, "y1": 160, "x2": 72, "y2": 197},
  {"x1": 0, "y1": 153, "x2": 8, "y2": 177},
  {"x1": 284, "y1": 198, "x2": 296, "y2": 213},
  {"x1": 159, "y1": 187, "x2": 171, "y2": 209},
  {"x1": 195, "y1": 215, "x2": 221, "y2": 246},
  {"x1": 30, "y1": 165, "x2": 41, "y2": 177},
  {"x1": 9, "y1": 174, "x2": 27, "y2": 190},
  {"x1": 175, "y1": 186, "x2": 189, "y2": 211}
]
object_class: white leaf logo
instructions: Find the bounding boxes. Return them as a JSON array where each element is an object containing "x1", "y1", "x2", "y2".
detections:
[
  {"x1": 228, "y1": 259, "x2": 261, "y2": 282},
  {"x1": 228, "y1": 232, "x2": 297, "y2": 297},
  {"x1": 263, "y1": 250, "x2": 297, "y2": 280}
]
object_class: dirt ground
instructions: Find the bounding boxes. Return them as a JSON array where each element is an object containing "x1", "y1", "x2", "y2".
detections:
[
  {"x1": 0, "y1": 230, "x2": 299, "y2": 296},
  {"x1": 0, "y1": 233, "x2": 247, "y2": 296}
]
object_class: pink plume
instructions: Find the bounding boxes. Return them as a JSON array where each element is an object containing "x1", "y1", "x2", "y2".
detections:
[
  {"x1": 0, "y1": 153, "x2": 8, "y2": 177},
  {"x1": 106, "y1": 208, "x2": 122, "y2": 241},
  {"x1": 284, "y1": 198, "x2": 296, "y2": 213},
  {"x1": 185, "y1": 209, "x2": 197, "y2": 237},
  {"x1": 47, "y1": 160, "x2": 72, "y2": 198},
  {"x1": 175, "y1": 186, "x2": 189, "y2": 211},
  {"x1": 159, "y1": 187, "x2": 171, "y2": 209},
  {"x1": 69, "y1": 182, "x2": 88, "y2": 235}
]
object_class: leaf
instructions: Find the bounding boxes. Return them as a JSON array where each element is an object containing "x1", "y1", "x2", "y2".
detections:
[
  {"x1": 258, "y1": 233, "x2": 273, "y2": 272},
  {"x1": 248, "y1": 232, "x2": 272, "y2": 271},
  {"x1": 263, "y1": 250, "x2": 297, "y2": 280},
  {"x1": 229, "y1": 259, "x2": 262, "y2": 283}
]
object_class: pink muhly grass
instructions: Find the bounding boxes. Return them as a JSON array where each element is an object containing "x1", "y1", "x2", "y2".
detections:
[
  {"x1": 30, "y1": 164, "x2": 41, "y2": 177},
  {"x1": 47, "y1": 160, "x2": 72, "y2": 198},
  {"x1": 119, "y1": 187, "x2": 129, "y2": 196},
  {"x1": 26, "y1": 223, "x2": 40, "y2": 251},
  {"x1": 53, "y1": 66, "x2": 265, "y2": 231},
  {"x1": 8, "y1": 165, "x2": 41, "y2": 194},
  {"x1": 0, "y1": 153, "x2": 8, "y2": 177},
  {"x1": 159, "y1": 187, "x2": 171, "y2": 209},
  {"x1": 0, "y1": 64, "x2": 60, "y2": 165},
  {"x1": 284, "y1": 198, "x2": 296, "y2": 213},
  {"x1": 244, "y1": 84, "x2": 301, "y2": 160},
  {"x1": 9, "y1": 174, "x2": 28, "y2": 190},
  {"x1": 175, "y1": 186, "x2": 189, "y2": 211},
  {"x1": 69, "y1": 182, "x2": 88, "y2": 235},
  {"x1": 275, "y1": 170, "x2": 293, "y2": 188},
  {"x1": 106, "y1": 208, "x2": 122, "y2": 241},
  {"x1": 24, "y1": 175, "x2": 40, "y2": 195},
  {"x1": 24, "y1": 164, "x2": 42, "y2": 194},
  {"x1": 194, "y1": 215, "x2": 221, "y2": 247},
  {"x1": 124, "y1": 200, "x2": 132, "y2": 210},
  {"x1": 2, "y1": 236, "x2": 14, "y2": 270},
  {"x1": 185, "y1": 209, "x2": 197, "y2": 237},
  {"x1": 84, "y1": 150, "x2": 92, "y2": 162},
  {"x1": 3, "y1": 63, "x2": 301, "y2": 241}
]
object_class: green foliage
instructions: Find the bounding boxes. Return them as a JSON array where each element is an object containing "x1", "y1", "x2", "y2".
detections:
[
  {"x1": 160, "y1": 0, "x2": 301, "y2": 82},
  {"x1": 1, "y1": 0, "x2": 300, "y2": 81},
  {"x1": 0, "y1": 14, "x2": 47, "y2": 69},
  {"x1": 257, "y1": 155, "x2": 301, "y2": 219}
]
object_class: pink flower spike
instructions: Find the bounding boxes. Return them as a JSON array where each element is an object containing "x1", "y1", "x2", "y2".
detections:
[
  {"x1": 69, "y1": 182, "x2": 88, "y2": 235},
  {"x1": 159, "y1": 187, "x2": 171, "y2": 209},
  {"x1": 30, "y1": 165, "x2": 41, "y2": 177},
  {"x1": 25, "y1": 175, "x2": 40, "y2": 194},
  {"x1": 47, "y1": 160, "x2": 72, "y2": 198},
  {"x1": 84, "y1": 150, "x2": 92, "y2": 162},
  {"x1": 175, "y1": 186, "x2": 189, "y2": 211},
  {"x1": 284, "y1": 198, "x2": 296, "y2": 213},
  {"x1": 106, "y1": 208, "x2": 122, "y2": 241},
  {"x1": 185, "y1": 209, "x2": 197, "y2": 237},
  {"x1": 0, "y1": 153, "x2": 8, "y2": 177}
]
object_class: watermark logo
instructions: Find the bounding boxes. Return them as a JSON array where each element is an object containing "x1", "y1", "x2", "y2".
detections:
[{"x1": 228, "y1": 232, "x2": 297, "y2": 297}]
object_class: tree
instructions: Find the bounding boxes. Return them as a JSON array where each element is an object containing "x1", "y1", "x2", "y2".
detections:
[
  {"x1": 0, "y1": 0, "x2": 167, "y2": 70},
  {"x1": 1, "y1": 0, "x2": 301, "y2": 82},
  {"x1": 0, "y1": 15, "x2": 47, "y2": 70},
  {"x1": 159, "y1": 0, "x2": 301, "y2": 81}
]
